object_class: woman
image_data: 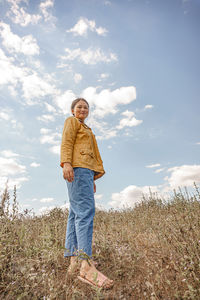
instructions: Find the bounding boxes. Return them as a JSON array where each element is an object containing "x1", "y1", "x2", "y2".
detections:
[{"x1": 60, "y1": 98, "x2": 113, "y2": 289}]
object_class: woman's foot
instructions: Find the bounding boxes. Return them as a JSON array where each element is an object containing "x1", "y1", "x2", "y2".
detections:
[
  {"x1": 78, "y1": 260, "x2": 113, "y2": 289},
  {"x1": 67, "y1": 256, "x2": 79, "y2": 275},
  {"x1": 67, "y1": 257, "x2": 98, "y2": 275}
]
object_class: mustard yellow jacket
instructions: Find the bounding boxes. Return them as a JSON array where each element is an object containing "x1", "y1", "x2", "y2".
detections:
[{"x1": 60, "y1": 116, "x2": 105, "y2": 180}]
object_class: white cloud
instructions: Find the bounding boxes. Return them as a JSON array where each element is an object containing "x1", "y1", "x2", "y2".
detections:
[
  {"x1": 0, "y1": 22, "x2": 40, "y2": 56},
  {"x1": 8, "y1": 85, "x2": 18, "y2": 96},
  {"x1": 53, "y1": 90, "x2": 76, "y2": 114},
  {"x1": 67, "y1": 17, "x2": 108, "y2": 37},
  {"x1": 100, "y1": 73, "x2": 109, "y2": 79},
  {"x1": 40, "y1": 132, "x2": 60, "y2": 145},
  {"x1": 20, "y1": 203, "x2": 31, "y2": 208},
  {"x1": 109, "y1": 185, "x2": 159, "y2": 209},
  {"x1": 1, "y1": 150, "x2": 20, "y2": 158},
  {"x1": 56, "y1": 62, "x2": 73, "y2": 70},
  {"x1": 31, "y1": 198, "x2": 38, "y2": 202},
  {"x1": 74, "y1": 73, "x2": 82, "y2": 84},
  {"x1": 11, "y1": 119, "x2": 24, "y2": 132},
  {"x1": 40, "y1": 128, "x2": 60, "y2": 154},
  {"x1": 86, "y1": 115, "x2": 117, "y2": 140},
  {"x1": 0, "y1": 110, "x2": 11, "y2": 121},
  {"x1": 40, "y1": 128, "x2": 51, "y2": 134},
  {"x1": 81, "y1": 86, "x2": 136, "y2": 118},
  {"x1": 38, "y1": 205, "x2": 56, "y2": 214},
  {"x1": 50, "y1": 86, "x2": 136, "y2": 139},
  {"x1": 196, "y1": 142, "x2": 200, "y2": 145},
  {"x1": 0, "y1": 176, "x2": 28, "y2": 190},
  {"x1": 94, "y1": 194, "x2": 103, "y2": 200},
  {"x1": 144, "y1": 104, "x2": 153, "y2": 110},
  {"x1": 108, "y1": 82, "x2": 116, "y2": 87},
  {"x1": 0, "y1": 109, "x2": 23, "y2": 132},
  {"x1": 96, "y1": 129, "x2": 117, "y2": 140},
  {"x1": 37, "y1": 114, "x2": 55, "y2": 122},
  {"x1": 0, "y1": 49, "x2": 58, "y2": 103},
  {"x1": 53, "y1": 85, "x2": 138, "y2": 139},
  {"x1": 0, "y1": 152, "x2": 28, "y2": 189},
  {"x1": 39, "y1": 0, "x2": 55, "y2": 22},
  {"x1": 0, "y1": 156, "x2": 26, "y2": 177},
  {"x1": 60, "y1": 203, "x2": 70, "y2": 210},
  {"x1": 60, "y1": 47, "x2": 117, "y2": 65},
  {"x1": 30, "y1": 162, "x2": 40, "y2": 168},
  {"x1": 95, "y1": 203, "x2": 107, "y2": 210},
  {"x1": 146, "y1": 163, "x2": 161, "y2": 168},
  {"x1": 45, "y1": 102, "x2": 56, "y2": 113},
  {"x1": 98, "y1": 73, "x2": 110, "y2": 82},
  {"x1": 116, "y1": 110, "x2": 143, "y2": 130},
  {"x1": 104, "y1": 0, "x2": 112, "y2": 5},
  {"x1": 0, "y1": 48, "x2": 26, "y2": 87},
  {"x1": 40, "y1": 197, "x2": 54, "y2": 203},
  {"x1": 49, "y1": 145, "x2": 60, "y2": 155},
  {"x1": 155, "y1": 168, "x2": 165, "y2": 173},
  {"x1": 165, "y1": 165, "x2": 200, "y2": 188},
  {"x1": 6, "y1": 0, "x2": 41, "y2": 27},
  {"x1": 21, "y1": 72, "x2": 58, "y2": 102},
  {"x1": 6, "y1": 0, "x2": 56, "y2": 27},
  {"x1": 52, "y1": 85, "x2": 137, "y2": 140},
  {"x1": 37, "y1": 203, "x2": 70, "y2": 215}
]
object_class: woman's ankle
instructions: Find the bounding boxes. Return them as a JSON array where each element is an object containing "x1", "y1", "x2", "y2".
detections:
[
  {"x1": 70, "y1": 256, "x2": 77, "y2": 265},
  {"x1": 81, "y1": 259, "x2": 95, "y2": 272}
]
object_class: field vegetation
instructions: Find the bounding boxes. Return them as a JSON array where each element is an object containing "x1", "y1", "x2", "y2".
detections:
[{"x1": 0, "y1": 184, "x2": 200, "y2": 299}]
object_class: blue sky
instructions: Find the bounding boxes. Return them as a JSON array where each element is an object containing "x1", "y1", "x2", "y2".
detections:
[{"x1": 0, "y1": 0, "x2": 200, "y2": 214}]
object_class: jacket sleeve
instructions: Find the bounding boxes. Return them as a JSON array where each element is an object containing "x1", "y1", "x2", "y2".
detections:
[{"x1": 60, "y1": 117, "x2": 80, "y2": 167}]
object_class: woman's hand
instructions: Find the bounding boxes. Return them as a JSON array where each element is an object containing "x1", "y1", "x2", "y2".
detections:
[
  {"x1": 63, "y1": 163, "x2": 74, "y2": 182},
  {"x1": 94, "y1": 181, "x2": 96, "y2": 193}
]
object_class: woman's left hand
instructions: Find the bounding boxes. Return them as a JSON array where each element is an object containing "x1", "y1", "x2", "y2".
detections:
[{"x1": 94, "y1": 181, "x2": 96, "y2": 193}]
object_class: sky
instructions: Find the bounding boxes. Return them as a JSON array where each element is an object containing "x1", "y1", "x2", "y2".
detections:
[{"x1": 0, "y1": 0, "x2": 200, "y2": 214}]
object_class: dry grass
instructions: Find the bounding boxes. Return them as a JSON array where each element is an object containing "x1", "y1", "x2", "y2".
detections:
[{"x1": 0, "y1": 185, "x2": 200, "y2": 299}]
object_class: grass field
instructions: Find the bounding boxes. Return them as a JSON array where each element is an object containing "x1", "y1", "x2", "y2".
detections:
[{"x1": 0, "y1": 185, "x2": 200, "y2": 299}]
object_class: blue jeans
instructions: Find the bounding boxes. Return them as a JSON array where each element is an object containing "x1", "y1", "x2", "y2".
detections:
[{"x1": 64, "y1": 167, "x2": 95, "y2": 259}]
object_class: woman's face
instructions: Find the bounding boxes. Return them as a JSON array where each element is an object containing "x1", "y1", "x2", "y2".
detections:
[{"x1": 72, "y1": 100, "x2": 89, "y2": 122}]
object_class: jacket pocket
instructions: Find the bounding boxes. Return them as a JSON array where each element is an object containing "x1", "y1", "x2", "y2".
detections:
[{"x1": 80, "y1": 149, "x2": 94, "y2": 159}]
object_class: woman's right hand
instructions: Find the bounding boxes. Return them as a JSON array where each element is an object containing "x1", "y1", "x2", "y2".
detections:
[{"x1": 63, "y1": 163, "x2": 74, "y2": 182}]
